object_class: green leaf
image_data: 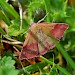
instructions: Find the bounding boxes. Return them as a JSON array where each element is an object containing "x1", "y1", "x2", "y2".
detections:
[
  {"x1": 8, "y1": 19, "x2": 29, "y2": 37},
  {"x1": 49, "y1": 65, "x2": 59, "y2": 75},
  {"x1": 11, "y1": 19, "x2": 30, "y2": 31},
  {"x1": 23, "y1": 62, "x2": 47, "y2": 72},
  {"x1": 40, "y1": 69, "x2": 48, "y2": 75},
  {"x1": 0, "y1": 10, "x2": 11, "y2": 26},
  {"x1": 44, "y1": 0, "x2": 51, "y2": 22},
  {"x1": 40, "y1": 56, "x2": 71, "y2": 75},
  {"x1": 4, "y1": 51, "x2": 15, "y2": 57},
  {"x1": 28, "y1": 1, "x2": 45, "y2": 19},
  {"x1": 1, "y1": 56, "x2": 15, "y2": 68},
  {"x1": 8, "y1": 28, "x2": 25, "y2": 36},
  {"x1": 40, "y1": 71, "x2": 48, "y2": 75},
  {"x1": 0, "y1": 56, "x2": 19, "y2": 75},
  {"x1": 66, "y1": 7, "x2": 75, "y2": 28},
  {"x1": 51, "y1": 36, "x2": 75, "y2": 70},
  {"x1": 8, "y1": 24, "x2": 24, "y2": 36},
  {"x1": 0, "y1": 27, "x2": 6, "y2": 35},
  {"x1": 0, "y1": 0, "x2": 19, "y2": 19},
  {"x1": 0, "y1": 34, "x2": 2, "y2": 42}
]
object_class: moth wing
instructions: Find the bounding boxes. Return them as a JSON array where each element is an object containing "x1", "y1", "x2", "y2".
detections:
[
  {"x1": 36, "y1": 23, "x2": 68, "y2": 55},
  {"x1": 36, "y1": 23, "x2": 68, "y2": 40},
  {"x1": 48, "y1": 23, "x2": 68, "y2": 40},
  {"x1": 36, "y1": 30, "x2": 55, "y2": 55},
  {"x1": 20, "y1": 31, "x2": 39, "y2": 60},
  {"x1": 20, "y1": 23, "x2": 68, "y2": 60}
]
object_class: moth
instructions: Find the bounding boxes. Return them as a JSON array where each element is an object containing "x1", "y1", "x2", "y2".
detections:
[{"x1": 20, "y1": 22, "x2": 68, "y2": 60}]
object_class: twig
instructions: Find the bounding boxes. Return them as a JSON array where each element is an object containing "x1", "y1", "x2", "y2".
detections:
[
  {"x1": 2, "y1": 40, "x2": 23, "y2": 45},
  {"x1": 17, "y1": 1, "x2": 23, "y2": 30},
  {"x1": 13, "y1": 46, "x2": 20, "y2": 52},
  {"x1": 3, "y1": 35, "x2": 19, "y2": 42}
]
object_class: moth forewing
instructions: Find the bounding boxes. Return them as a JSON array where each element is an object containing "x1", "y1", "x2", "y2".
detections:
[
  {"x1": 36, "y1": 30, "x2": 55, "y2": 55},
  {"x1": 20, "y1": 22, "x2": 68, "y2": 60}
]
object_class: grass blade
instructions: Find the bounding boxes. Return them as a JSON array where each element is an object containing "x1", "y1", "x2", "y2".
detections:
[
  {"x1": 51, "y1": 37, "x2": 75, "y2": 70},
  {"x1": 24, "y1": 62, "x2": 47, "y2": 72},
  {"x1": 0, "y1": 10, "x2": 11, "y2": 25},
  {"x1": 0, "y1": 0, "x2": 19, "y2": 19},
  {"x1": 44, "y1": 0, "x2": 51, "y2": 22},
  {"x1": 0, "y1": 27, "x2": 6, "y2": 35},
  {"x1": 40, "y1": 56, "x2": 71, "y2": 75}
]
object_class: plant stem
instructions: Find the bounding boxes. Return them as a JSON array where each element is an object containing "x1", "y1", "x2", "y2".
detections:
[{"x1": 18, "y1": 1, "x2": 23, "y2": 30}]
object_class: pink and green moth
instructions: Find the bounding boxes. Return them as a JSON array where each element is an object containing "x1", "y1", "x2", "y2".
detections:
[{"x1": 20, "y1": 22, "x2": 68, "y2": 60}]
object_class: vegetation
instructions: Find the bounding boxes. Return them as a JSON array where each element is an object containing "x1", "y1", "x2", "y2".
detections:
[{"x1": 0, "y1": 0, "x2": 75, "y2": 75}]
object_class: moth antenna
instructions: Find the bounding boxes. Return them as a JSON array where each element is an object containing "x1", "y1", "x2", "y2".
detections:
[{"x1": 37, "y1": 13, "x2": 49, "y2": 24}]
